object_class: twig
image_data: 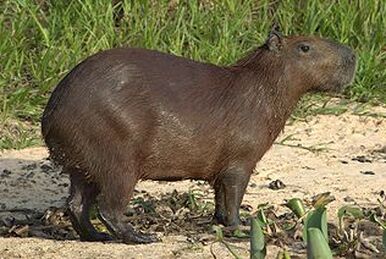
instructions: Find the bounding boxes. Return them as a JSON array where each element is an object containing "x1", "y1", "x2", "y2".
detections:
[{"x1": 274, "y1": 142, "x2": 333, "y2": 153}]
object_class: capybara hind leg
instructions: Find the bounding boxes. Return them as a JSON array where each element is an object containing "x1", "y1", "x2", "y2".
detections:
[
  {"x1": 213, "y1": 183, "x2": 226, "y2": 225},
  {"x1": 96, "y1": 177, "x2": 158, "y2": 244},
  {"x1": 67, "y1": 171, "x2": 112, "y2": 241},
  {"x1": 213, "y1": 167, "x2": 250, "y2": 227}
]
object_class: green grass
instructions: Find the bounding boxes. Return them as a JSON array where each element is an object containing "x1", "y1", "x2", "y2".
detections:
[{"x1": 1, "y1": 0, "x2": 385, "y2": 149}]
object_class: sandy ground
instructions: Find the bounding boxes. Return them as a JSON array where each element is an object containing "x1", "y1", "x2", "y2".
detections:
[{"x1": 0, "y1": 105, "x2": 385, "y2": 258}]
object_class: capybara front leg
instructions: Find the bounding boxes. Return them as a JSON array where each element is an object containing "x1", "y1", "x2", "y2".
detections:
[
  {"x1": 67, "y1": 171, "x2": 112, "y2": 241},
  {"x1": 96, "y1": 178, "x2": 158, "y2": 244},
  {"x1": 213, "y1": 180, "x2": 226, "y2": 225},
  {"x1": 214, "y1": 167, "x2": 250, "y2": 227}
]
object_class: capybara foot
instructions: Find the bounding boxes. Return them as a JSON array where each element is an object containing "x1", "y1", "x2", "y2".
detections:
[
  {"x1": 122, "y1": 231, "x2": 159, "y2": 244},
  {"x1": 214, "y1": 211, "x2": 226, "y2": 226},
  {"x1": 80, "y1": 232, "x2": 113, "y2": 242},
  {"x1": 97, "y1": 207, "x2": 159, "y2": 244}
]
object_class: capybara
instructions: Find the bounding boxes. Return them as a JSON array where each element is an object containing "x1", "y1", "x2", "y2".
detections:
[{"x1": 41, "y1": 27, "x2": 356, "y2": 244}]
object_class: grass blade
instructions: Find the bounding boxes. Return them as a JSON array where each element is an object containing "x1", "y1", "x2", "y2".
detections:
[
  {"x1": 337, "y1": 205, "x2": 364, "y2": 232},
  {"x1": 286, "y1": 198, "x2": 306, "y2": 219},
  {"x1": 307, "y1": 228, "x2": 333, "y2": 259},
  {"x1": 250, "y1": 217, "x2": 266, "y2": 259},
  {"x1": 303, "y1": 207, "x2": 328, "y2": 245},
  {"x1": 276, "y1": 250, "x2": 291, "y2": 259}
]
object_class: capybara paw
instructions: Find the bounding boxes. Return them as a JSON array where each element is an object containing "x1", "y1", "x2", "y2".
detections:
[
  {"x1": 213, "y1": 213, "x2": 226, "y2": 226},
  {"x1": 80, "y1": 232, "x2": 113, "y2": 242},
  {"x1": 123, "y1": 232, "x2": 159, "y2": 244}
]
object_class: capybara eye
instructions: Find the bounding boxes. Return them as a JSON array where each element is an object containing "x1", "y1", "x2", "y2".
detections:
[{"x1": 299, "y1": 44, "x2": 310, "y2": 53}]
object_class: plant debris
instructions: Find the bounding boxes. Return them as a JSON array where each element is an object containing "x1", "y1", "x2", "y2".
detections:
[
  {"x1": 352, "y1": 155, "x2": 372, "y2": 163},
  {"x1": 360, "y1": 170, "x2": 375, "y2": 175}
]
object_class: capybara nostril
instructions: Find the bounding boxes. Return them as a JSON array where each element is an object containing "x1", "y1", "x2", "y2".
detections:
[
  {"x1": 342, "y1": 45, "x2": 356, "y2": 64},
  {"x1": 349, "y1": 52, "x2": 356, "y2": 63}
]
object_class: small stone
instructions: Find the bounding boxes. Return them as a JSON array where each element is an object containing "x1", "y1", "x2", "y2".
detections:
[
  {"x1": 343, "y1": 196, "x2": 355, "y2": 202},
  {"x1": 21, "y1": 163, "x2": 37, "y2": 170},
  {"x1": 2, "y1": 216, "x2": 15, "y2": 227},
  {"x1": 268, "y1": 179, "x2": 286, "y2": 190},
  {"x1": 9, "y1": 225, "x2": 29, "y2": 237},
  {"x1": 40, "y1": 160, "x2": 54, "y2": 172},
  {"x1": 26, "y1": 171, "x2": 35, "y2": 178},
  {"x1": 240, "y1": 204, "x2": 253, "y2": 212},
  {"x1": 1, "y1": 169, "x2": 12, "y2": 178}
]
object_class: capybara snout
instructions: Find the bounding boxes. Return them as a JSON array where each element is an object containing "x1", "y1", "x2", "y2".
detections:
[
  {"x1": 338, "y1": 44, "x2": 357, "y2": 86},
  {"x1": 42, "y1": 28, "x2": 356, "y2": 244},
  {"x1": 321, "y1": 39, "x2": 357, "y2": 91},
  {"x1": 275, "y1": 36, "x2": 356, "y2": 93}
]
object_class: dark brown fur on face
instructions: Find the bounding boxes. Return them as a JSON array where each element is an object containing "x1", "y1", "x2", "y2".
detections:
[{"x1": 41, "y1": 29, "x2": 356, "y2": 244}]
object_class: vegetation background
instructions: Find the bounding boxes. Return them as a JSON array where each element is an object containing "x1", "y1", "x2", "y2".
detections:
[{"x1": 1, "y1": 0, "x2": 385, "y2": 149}]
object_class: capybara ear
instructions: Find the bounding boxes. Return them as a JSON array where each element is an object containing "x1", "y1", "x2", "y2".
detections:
[{"x1": 265, "y1": 24, "x2": 283, "y2": 52}]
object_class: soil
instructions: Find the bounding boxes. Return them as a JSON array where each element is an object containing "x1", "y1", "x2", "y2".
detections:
[{"x1": 0, "y1": 103, "x2": 385, "y2": 259}]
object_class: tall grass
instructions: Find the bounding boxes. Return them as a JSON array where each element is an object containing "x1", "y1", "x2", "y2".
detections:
[{"x1": 1, "y1": 0, "x2": 385, "y2": 149}]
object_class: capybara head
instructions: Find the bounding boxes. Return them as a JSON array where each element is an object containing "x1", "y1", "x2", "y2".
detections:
[{"x1": 263, "y1": 28, "x2": 357, "y2": 93}]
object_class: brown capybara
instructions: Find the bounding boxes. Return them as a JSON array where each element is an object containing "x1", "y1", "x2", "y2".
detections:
[{"x1": 41, "y1": 27, "x2": 356, "y2": 244}]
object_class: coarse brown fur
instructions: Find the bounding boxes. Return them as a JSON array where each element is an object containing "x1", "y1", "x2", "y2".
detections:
[{"x1": 41, "y1": 29, "x2": 356, "y2": 244}]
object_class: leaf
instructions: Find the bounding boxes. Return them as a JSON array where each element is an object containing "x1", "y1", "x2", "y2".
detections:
[
  {"x1": 233, "y1": 228, "x2": 249, "y2": 238},
  {"x1": 303, "y1": 207, "x2": 328, "y2": 244},
  {"x1": 369, "y1": 213, "x2": 386, "y2": 230},
  {"x1": 286, "y1": 198, "x2": 306, "y2": 218},
  {"x1": 337, "y1": 205, "x2": 364, "y2": 232},
  {"x1": 312, "y1": 192, "x2": 335, "y2": 209},
  {"x1": 276, "y1": 250, "x2": 291, "y2": 259},
  {"x1": 211, "y1": 225, "x2": 243, "y2": 259},
  {"x1": 307, "y1": 228, "x2": 333, "y2": 259},
  {"x1": 257, "y1": 208, "x2": 268, "y2": 226},
  {"x1": 250, "y1": 217, "x2": 266, "y2": 259},
  {"x1": 337, "y1": 205, "x2": 364, "y2": 220},
  {"x1": 212, "y1": 225, "x2": 224, "y2": 241}
]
